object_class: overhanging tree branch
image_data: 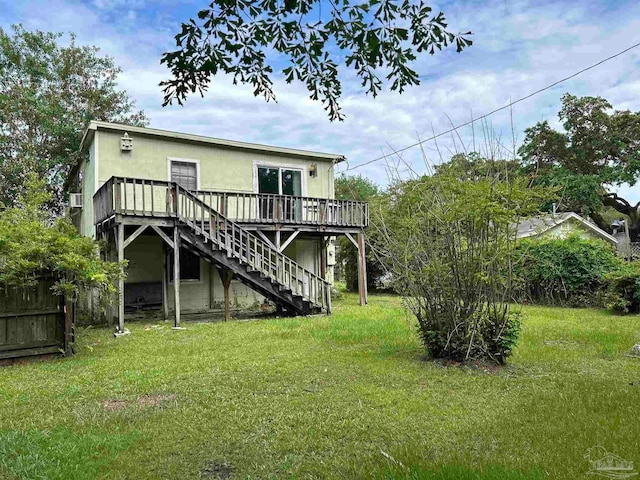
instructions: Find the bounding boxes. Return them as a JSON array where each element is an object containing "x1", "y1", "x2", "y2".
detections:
[{"x1": 160, "y1": 0, "x2": 472, "y2": 121}]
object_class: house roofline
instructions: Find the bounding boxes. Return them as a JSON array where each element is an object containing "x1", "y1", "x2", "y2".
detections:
[
  {"x1": 79, "y1": 121, "x2": 345, "y2": 163},
  {"x1": 518, "y1": 211, "x2": 618, "y2": 244}
]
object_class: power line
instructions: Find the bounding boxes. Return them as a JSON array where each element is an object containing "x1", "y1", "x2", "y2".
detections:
[{"x1": 342, "y1": 40, "x2": 640, "y2": 172}]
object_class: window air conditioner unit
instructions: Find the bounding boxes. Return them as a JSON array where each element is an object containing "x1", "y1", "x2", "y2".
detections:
[{"x1": 69, "y1": 193, "x2": 83, "y2": 208}]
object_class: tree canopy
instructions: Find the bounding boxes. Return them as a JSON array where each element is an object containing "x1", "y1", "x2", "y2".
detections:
[
  {"x1": 519, "y1": 93, "x2": 640, "y2": 238},
  {"x1": 160, "y1": 0, "x2": 472, "y2": 121},
  {"x1": 0, "y1": 25, "x2": 148, "y2": 211}
]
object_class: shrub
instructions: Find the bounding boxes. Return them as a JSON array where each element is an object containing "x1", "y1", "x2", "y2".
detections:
[
  {"x1": 371, "y1": 170, "x2": 546, "y2": 364},
  {"x1": 600, "y1": 262, "x2": 640, "y2": 314},
  {"x1": 513, "y1": 234, "x2": 620, "y2": 307},
  {"x1": 0, "y1": 176, "x2": 124, "y2": 302}
]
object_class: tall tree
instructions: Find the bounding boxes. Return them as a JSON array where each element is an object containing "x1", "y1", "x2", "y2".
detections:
[
  {"x1": 0, "y1": 25, "x2": 148, "y2": 211},
  {"x1": 519, "y1": 94, "x2": 640, "y2": 239},
  {"x1": 160, "y1": 0, "x2": 472, "y2": 121}
]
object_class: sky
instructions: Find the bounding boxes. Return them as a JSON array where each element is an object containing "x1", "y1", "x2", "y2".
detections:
[{"x1": 1, "y1": 0, "x2": 640, "y2": 202}]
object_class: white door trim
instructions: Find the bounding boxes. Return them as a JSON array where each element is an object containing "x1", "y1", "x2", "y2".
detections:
[{"x1": 252, "y1": 160, "x2": 307, "y2": 196}]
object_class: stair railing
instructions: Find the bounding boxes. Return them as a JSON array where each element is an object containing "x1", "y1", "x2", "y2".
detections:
[{"x1": 173, "y1": 183, "x2": 331, "y2": 313}]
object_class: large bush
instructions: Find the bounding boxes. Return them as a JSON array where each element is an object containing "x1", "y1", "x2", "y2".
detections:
[
  {"x1": 514, "y1": 234, "x2": 620, "y2": 306},
  {"x1": 371, "y1": 170, "x2": 546, "y2": 364},
  {"x1": 0, "y1": 177, "x2": 123, "y2": 301}
]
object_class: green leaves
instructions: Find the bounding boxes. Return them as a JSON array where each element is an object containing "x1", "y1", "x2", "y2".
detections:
[
  {"x1": 519, "y1": 94, "x2": 640, "y2": 239},
  {"x1": 0, "y1": 25, "x2": 148, "y2": 211},
  {"x1": 0, "y1": 175, "x2": 124, "y2": 297},
  {"x1": 369, "y1": 168, "x2": 546, "y2": 363},
  {"x1": 160, "y1": 0, "x2": 472, "y2": 121}
]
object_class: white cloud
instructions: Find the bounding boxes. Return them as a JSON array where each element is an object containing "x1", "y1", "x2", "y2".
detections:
[{"x1": 2, "y1": 0, "x2": 640, "y2": 203}]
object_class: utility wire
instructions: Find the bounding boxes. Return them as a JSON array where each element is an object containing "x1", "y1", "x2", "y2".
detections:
[{"x1": 342, "y1": 40, "x2": 640, "y2": 172}]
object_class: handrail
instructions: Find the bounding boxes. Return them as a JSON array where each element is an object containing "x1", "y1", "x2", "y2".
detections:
[
  {"x1": 175, "y1": 184, "x2": 331, "y2": 311},
  {"x1": 193, "y1": 189, "x2": 368, "y2": 227}
]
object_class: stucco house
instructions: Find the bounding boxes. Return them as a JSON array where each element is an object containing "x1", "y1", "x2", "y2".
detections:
[
  {"x1": 515, "y1": 212, "x2": 617, "y2": 246},
  {"x1": 69, "y1": 121, "x2": 368, "y2": 333}
]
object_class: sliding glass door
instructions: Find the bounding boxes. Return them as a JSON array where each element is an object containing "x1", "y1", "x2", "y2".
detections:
[{"x1": 257, "y1": 167, "x2": 302, "y2": 221}]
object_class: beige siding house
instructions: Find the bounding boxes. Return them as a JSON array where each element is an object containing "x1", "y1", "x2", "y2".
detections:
[{"x1": 71, "y1": 121, "x2": 368, "y2": 332}]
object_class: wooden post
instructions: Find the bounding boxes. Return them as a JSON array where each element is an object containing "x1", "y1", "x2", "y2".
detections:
[
  {"x1": 357, "y1": 231, "x2": 368, "y2": 306},
  {"x1": 320, "y1": 237, "x2": 332, "y2": 314},
  {"x1": 217, "y1": 268, "x2": 234, "y2": 321},
  {"x1": 173, "y1": 226, "x2": 181, "y2": 328},
  {"x1": 63, "y1": 295, "x2": 74, "y2": 356},
  {"x1": 162, "y1": 246, "x2": 169, "y2": 320},
  {"x1": 116, "y1": 223, "x2": 127, "y2": 334}
]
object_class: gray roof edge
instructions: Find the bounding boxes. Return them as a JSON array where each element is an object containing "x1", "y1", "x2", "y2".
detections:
[
  {"x1": 80, "y1": 120, "x2": 344, "y2": 162},
  {"x1": 515, "y1": 212, "x2": 618, "y2": 244}
]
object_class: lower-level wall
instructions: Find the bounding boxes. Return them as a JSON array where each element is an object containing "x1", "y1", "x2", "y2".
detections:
[{"x1": 124, "y1": 233, "x2": 325, "y2": 313}]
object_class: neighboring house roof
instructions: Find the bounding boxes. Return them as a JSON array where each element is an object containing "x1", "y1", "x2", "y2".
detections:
[
  {"x1": 515, "y1": 212, "x2": 618, "y2": 245},
  {"x1": 79, "y1": 120, "x2": 345, "y2": 163}
]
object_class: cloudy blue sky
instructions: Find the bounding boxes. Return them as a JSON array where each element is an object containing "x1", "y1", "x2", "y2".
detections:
[{"x1": 2, "y1": 0, "x2": 640, "y2": 201}]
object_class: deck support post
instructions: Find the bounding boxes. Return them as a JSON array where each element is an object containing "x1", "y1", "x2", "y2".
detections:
[
  {"x1": 218, "y1": 268, "x2": 234, "y2": 321},
  {"x1": 321, "y1": 236, "x2": 332, "y2": 315},
  {"x1": 357, "y1": 231, "x2": 368, "y2": 306},
  {"x1": 115, "y1": 223, "x2": 129, "y2": 336},
  {"x1": 162, "y1": 246, "x2": 169, "y2": 320},
  {"x1": 173, "y1": 226, "x2": 182, "y2": 329}
]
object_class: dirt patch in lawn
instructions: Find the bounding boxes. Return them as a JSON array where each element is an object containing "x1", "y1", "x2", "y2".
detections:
[
  {"x1": 429, "y1": 357, "x2": 505, "y2": 374},
  {"x1": 200, "y1": 460, "x2": 233, "y2": 479},
  {"x1": 102, "y1": 393, "x2": 177, "y2": 411}
]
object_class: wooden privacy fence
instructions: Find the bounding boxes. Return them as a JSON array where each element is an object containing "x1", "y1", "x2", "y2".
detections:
[{"x1": 0, "y1": 277, "x2": 74, "y2": 361}]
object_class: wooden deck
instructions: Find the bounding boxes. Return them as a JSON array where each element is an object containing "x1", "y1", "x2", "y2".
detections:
[
  {"x1": 94, "y1": 177, "x2": 368, "y2": 233},
  {"x1": 93, "y1": 177, "x2": 369, "y2": 334}
]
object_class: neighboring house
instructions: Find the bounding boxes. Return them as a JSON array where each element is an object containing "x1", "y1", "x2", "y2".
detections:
[
  {"x1": 68, "y1": 121, "x2": 368, "y2": 333},
  {"x1": 515, "y1": 212, "x2": 617, "y2": 246}
]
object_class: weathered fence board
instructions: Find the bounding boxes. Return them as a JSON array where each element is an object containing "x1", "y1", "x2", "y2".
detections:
[{"x1": 0, "y1": 278, "x2": 73, "y2": 361}]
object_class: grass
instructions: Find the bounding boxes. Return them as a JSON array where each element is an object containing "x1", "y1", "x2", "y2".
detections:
[{"x1": 0, "y1": 293, "x2": 639, "y2": 479}]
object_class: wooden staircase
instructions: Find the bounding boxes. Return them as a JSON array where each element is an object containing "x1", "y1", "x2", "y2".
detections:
[{"x1": 174, "y1": 185, "x2": 331, "y2": 315}]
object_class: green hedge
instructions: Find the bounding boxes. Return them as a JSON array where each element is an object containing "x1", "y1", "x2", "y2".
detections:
[
  {"x1": 601, "y1": 262, "x2": 640, "y2": 313},
  {"x1": 514, "y1": 234, "x2": 621, "y2": 308}
]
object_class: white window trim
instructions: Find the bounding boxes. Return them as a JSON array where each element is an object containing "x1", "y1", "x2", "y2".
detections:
[
  {"x1": 167, "y1": 157, "x2": 201, "y2": 190},
  {"x1": 252, "y1": 160, "x2": 307, "y2": 196}
]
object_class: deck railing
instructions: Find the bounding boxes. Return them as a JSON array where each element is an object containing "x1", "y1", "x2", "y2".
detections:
[{"x1": 93, "y1": 177, "x2": 368, "y2": 228}]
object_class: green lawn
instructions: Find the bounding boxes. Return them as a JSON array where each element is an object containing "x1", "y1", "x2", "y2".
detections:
[{"x1": 1, "y1": 294, "x2": 639, "y2": 479}]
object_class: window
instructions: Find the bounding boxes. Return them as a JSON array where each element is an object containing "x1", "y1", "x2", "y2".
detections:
[
  {"x1": 257, "y1": 167, "x2": 302, "y2": 196},
  {"x1": 170, "y1": 160, "x2": 198, "y2": 191},
  {"x1": 257, "y1": 166, "x2": 303, "y2": 221},
  {"x1": 168, "y1": 247, "x2": 201, "y2": 281}
]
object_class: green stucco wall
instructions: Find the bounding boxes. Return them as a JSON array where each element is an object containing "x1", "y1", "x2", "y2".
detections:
[
  {"x1": 81, "y1": 139, "x2": 97, "y2": 238},
  {"x1": 95, "y1": 130, "x2": 335, "y2": 198},
  {"x1": 82, "y1": 127, "x2": 335, "y2": 310}
]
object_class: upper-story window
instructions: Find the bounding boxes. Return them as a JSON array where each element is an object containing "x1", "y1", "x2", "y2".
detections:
[
  {"x1": 257, "y1": 166, "x2": 304, "y2": 221},
  {"x1": 170, "y1": 160, "x2": 198, "y2": 191},
  {"x1": 257, "y1": 167, "x2": 302, "y2": 196}
]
